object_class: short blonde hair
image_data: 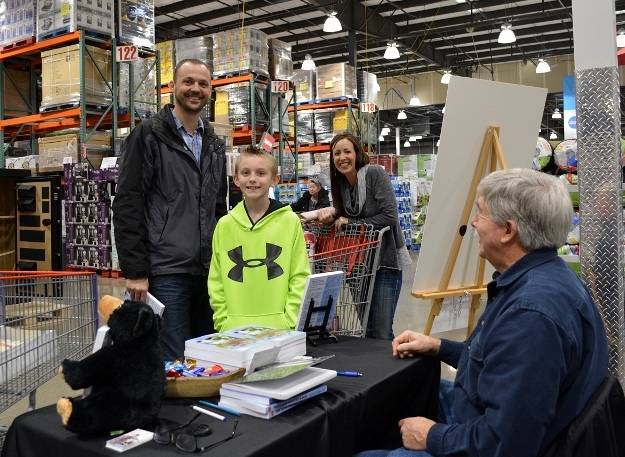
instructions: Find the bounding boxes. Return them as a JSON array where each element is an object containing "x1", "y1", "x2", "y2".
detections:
[{"x1": 234, "y1": 147, "x2": 278, "y2": 176}]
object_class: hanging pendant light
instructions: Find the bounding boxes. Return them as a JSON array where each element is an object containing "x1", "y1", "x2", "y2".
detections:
[
  {"x1": 440, "y1": 70, "x2": 451, "y2": 85},
  {"x1": 535, "y1": 58, "x2": 551, "y2": 74},
  {"x1": 323, "y1": 12, "x2": 342, "y2": 33},
  {"x1": 442, "y1": 105, "x2": 446, "y2": 114},
  {"x1": 378, "y1": 135, "x2": 384, "y2": 142},
  {"x1": 397, "y1": 110, "x2": 407, "y2": 120},
  {"x1": 409, "y1": 95, "x2": 421, "y2": 106},
  {"x1": 617, "y1": 31, "x2": 625, "y2": 48},
  {"x1": 549, "y1": 131, "x2": 558, "y2": 140},
  {"x1": 551, "y1": 108, "x2": 562, "y2": 120},
  {"x1": 498, "y1": 22, "x2": 516, "y2": 44},
  {"x1": 436, "y1": 139, "x2": 441, "y2": 147},
  {"x1": 301, "y1": 54, "x2": 316, "y2": 71},
  {"x1": 384, "y1": 42, "x2": 400, "y2": 60},
  {"x1": 403, "y1": 140, "x2": 410, "y2": 147}
]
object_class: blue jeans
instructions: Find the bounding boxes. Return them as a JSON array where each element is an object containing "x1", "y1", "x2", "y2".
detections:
[
  {"x1": 354, "y1": 380, "x2": 456, "y2": 457},
  {"x1": 149, "y1": 274, "x2": 214, "y2": 361},
  {"x1": 366, "y1": 268, "x2": 402, "y2": 340}
]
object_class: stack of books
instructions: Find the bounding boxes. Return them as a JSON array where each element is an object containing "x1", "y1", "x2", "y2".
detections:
[
  {"x1": 219, "y1": 366, "x2": 336, "y2": 419},
  {"x1": 185, "y1": 326, "x2": 307, "y2": 373}
]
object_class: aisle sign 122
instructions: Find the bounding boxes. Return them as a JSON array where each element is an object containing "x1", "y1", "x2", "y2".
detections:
[
  {"x1": 271, "y1": 80, "x2": 290, "y2": 93},
  {"x1": 116, "y1": 45, "x2": 138, "y2": 62},
  {"x1": 360, "y1": 102, "x2": 377, "y2": 113}
]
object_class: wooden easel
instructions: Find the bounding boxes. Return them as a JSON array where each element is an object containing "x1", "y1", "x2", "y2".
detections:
[{"x1": 412, "y1": 126, "x2": 508, "y2": 337}]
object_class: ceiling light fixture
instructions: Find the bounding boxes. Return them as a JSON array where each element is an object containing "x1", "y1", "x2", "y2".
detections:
[
  {"x1": 323, "y1": 11, "x2": 342, "y2": 33},
  {"x1": 551, "y1": 108, "x2": 562, "y2": 119},
  {"x1": 408, "y1": 135, "x2": 423, "y2": 141},
  {"x1": 301, "y1": 54, "x2": 316, "y2": 71},
  {"x1": 498, "y1": 22, "x2": 516, "y2": 44},
  {"x1": 403, "y1": 140, "x2": 411, "y2": 147},
  {"x1": 441, "y1": 70, "x2": 452, "y2": 85},
  {"x1": 384, "y1": 42, "x2": 400, "y2": 60},
  {"x1": 618, "y1": 31, "x2": 625, "y2": 48},
  {"x1": 378, "y1": 135, "x2": 384, "y2": 142},
  {"x1": 436, "y1": 139, "x2": 441, "y2": 147},
  {"x1": 535, "y1": 58, "x2": 551, "y2": 74},
  {"x1": 409, "y1": 95, "x2": 421, "y2": 106},
  {"x1": 456, "y1": 0, "x2": 467, "y2": 3},
  {"x1": 397, "y1": 110, "x2": 407, "y2": 120},
  {"x1": 381, "y1": 127, "x2": 390, "y2": 136},
  {"x1": 550, "y1": 131, "x2": 558, "y2": 140},
  {"x1": 442, "y1": 105, "x2": 446, "y2": 114}
]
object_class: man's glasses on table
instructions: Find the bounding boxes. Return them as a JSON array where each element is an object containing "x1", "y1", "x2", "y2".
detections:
[{"x1": 153, "y1": 411, "x2": 238, "y2": 453}]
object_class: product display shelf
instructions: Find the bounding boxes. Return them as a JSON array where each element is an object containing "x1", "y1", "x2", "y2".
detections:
[{"x1": 0, "y1": 30, "x2": 161, "y2": 169}]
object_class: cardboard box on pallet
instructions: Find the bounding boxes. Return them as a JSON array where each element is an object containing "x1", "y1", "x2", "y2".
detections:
[
  {"x1": 38, "y1": 131, "x2": 111, "y2": 172},
  {"x1": 292, "y1": 69, "x2": 315, "y2": 103},
  {"x1": 212, "y1": 27, "x2": 268, "y2": 76},
  {"x1": 36, "y1": 0, "x2": 114, "y2": 41},
  {"x1": 175, "y1": 36, "x2": 213, "y2": 72},
  {"x1": 155, "y1": 40, "x2": 175, "y2": 84},
  {"x1": 268, "y1": 38, "x2": 292, "y2": 80},
  {"x1": 357, "y1": 70, "x2": 379, "y2": 104},
  {"x1": 5, "y1": 155, "x2": 38, "y2": 171},
  {"x1": 0, "y1": 0, "x2": 35, "y2": 48},
  {"x1": 118, "y1": 0, "x2": 155, "y2": 49},
  {"x1": 332, "y1": 108, "x2": 358, "y2": 134},
  {"x1": 369, "y1": 154, "x2": 398, "y2": 175},
  {"x1": 316, "y1": 63, "x2": 357, "y2": 100},
  {"x1": 40, "y1": 44, "x2": 112, "y2": 110}
]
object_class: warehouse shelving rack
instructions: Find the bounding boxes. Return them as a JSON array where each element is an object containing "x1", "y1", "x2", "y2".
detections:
[{"x1": 0, "y1": 30, "x2": 161, "y2": 167}]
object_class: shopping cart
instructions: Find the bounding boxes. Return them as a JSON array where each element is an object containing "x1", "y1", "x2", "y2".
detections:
[
  {"x1": 304, "y1": 223, "x2": 388, "y2": 337},
  {"x1": 0, "y1": 271, "x2": 98, "y2": 448}
]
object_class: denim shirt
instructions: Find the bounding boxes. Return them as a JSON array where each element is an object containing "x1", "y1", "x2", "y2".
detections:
[
  {"x1": 428, "y1": 249, "x2": 608, "y2": 457},
  {"x1": 172, "y1": 111, "x2": 204, "y2": 164}
]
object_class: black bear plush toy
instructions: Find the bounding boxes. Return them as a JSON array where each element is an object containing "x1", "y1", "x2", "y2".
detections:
[{"x1": 56, "y1": 296, "x2": 165, "y2": 435}]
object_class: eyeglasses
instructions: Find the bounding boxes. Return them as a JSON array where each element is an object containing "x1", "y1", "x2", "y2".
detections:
[{"x1": 154, "y1": 413, "x2": 238, "y2": 453}]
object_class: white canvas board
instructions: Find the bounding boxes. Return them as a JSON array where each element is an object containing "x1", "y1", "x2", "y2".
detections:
[{"x1": 408, "y1": 76, "x2": 547, "y2": 332}]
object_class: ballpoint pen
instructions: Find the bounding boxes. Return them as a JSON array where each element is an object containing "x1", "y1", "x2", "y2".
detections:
[
  {"x1": 192, "y1": 405, "x2": 226, "y2": 421},
  {"x1": 198, "y1": 400, "x2": 241, "y2": 417},
  {"x1": 336, "y1": 371, "x2": 363, "y2": 377}
]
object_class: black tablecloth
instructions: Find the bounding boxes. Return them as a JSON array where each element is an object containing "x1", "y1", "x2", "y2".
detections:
[{"x1": 2, "y1": 337, "x2": 440, "y2": 457}]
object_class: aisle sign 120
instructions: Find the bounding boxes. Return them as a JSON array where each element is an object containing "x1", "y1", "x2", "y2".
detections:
[
  {"x1": 271, "y1": 80, "x2": 290, "y2": 93},
  {"x1": 360, "y1": 102, "x2": 377, "y2": 113},
  {"x1": 116, "y1": 45, "x2": 138, "y2": 62}
]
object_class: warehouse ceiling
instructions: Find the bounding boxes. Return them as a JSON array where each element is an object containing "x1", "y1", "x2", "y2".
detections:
[{"x1": 154, "y1": 0, "x2": 624, "y2": 80}]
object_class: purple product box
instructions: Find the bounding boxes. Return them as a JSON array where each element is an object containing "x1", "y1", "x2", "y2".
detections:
[
  {"x1": 74, "y1": 246, "x2": 90, "y2": 267},
  {"x1": 97, "y1": 202, "x2": 110, "y2": 223},
  {"x1": 69, "y1": 223, "x2": 110, "y2": 246}
]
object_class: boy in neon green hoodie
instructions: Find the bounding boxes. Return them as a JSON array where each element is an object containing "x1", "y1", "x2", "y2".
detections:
[{"x1": 208, "y1": 148, "x2": 310, "y2": 332}]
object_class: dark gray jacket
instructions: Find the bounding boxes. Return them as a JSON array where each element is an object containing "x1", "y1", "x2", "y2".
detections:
[{"x1": 113, "y1": 105, "x2": 227, "y2": 279}]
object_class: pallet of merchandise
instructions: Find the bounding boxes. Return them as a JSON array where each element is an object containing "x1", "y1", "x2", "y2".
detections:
[{"x1": 0, "y1": 37, "x2": 35, "y2": 52}]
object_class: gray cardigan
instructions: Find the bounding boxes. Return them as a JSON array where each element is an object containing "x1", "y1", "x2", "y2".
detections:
[{"x1": 340, "y1": 165, "x2": 408, "y2": 269}]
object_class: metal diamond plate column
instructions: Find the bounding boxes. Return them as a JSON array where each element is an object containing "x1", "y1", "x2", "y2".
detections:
[{"x1": 577, "y1": 67, "x2": 625, "y2": 382}]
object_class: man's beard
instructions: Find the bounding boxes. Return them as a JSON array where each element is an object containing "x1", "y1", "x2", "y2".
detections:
[{"x1": 174, "y1": 91, "x2": 206, "y2": 114}]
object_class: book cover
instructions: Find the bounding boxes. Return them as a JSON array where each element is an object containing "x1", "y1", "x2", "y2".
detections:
[
  {"x1": 221, "y1": 367, "x2": 336, "y2": 401},
  {"x1": 296, "y1": 271, "x2": 344, "y2": 331},
  {"x1": 105, "y1": 429, "x2": 153, "y2": 453}
]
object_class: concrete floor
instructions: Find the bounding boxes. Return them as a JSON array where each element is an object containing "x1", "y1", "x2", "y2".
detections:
[{"x1": 0, "y1": 252, "x2": 465, "y2": 430}]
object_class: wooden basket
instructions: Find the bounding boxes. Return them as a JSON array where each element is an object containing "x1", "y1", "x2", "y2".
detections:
[{"x1": 165, "y1": 368, "x2": 245, "y2": 398}]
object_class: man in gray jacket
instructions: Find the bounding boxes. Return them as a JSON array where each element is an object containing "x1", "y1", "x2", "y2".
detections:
[{"x1": 113, "y1": 59, "x2": 227, "y2": 360}]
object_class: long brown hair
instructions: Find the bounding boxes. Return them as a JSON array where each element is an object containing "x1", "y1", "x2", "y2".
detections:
[{"x1": 329, "y1": 133, "x2": 370, "y2": 216}]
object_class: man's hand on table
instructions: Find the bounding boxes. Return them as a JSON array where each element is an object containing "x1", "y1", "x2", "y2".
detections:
[
  {"x1": 392, "y1": 330, "x2": 441, "y2": 358},
  {"x1": 399, "y1": 417, "x2": 436, "y2": 451}
]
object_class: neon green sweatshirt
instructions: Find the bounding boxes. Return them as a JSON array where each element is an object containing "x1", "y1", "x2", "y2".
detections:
[{"x1": 208, "y1": 200, "x2": 310, "y2": 332}]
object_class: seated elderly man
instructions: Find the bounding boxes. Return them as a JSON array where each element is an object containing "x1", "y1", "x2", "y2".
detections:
[{"x1": 357, "y1": 168, "x2": 608, "y2": 457}]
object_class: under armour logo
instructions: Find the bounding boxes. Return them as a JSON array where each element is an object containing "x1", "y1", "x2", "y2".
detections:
[{"x1": 227, "y1": 243, "x2": 284, "y2": 283}]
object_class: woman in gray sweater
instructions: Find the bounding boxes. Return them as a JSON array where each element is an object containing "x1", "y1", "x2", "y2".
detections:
[{"x1": 318, "y1": 133, "x2": 411, "y2": 339}]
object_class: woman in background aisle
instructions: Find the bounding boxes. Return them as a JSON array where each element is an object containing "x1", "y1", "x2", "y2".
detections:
[
  {"x1": 290, "y1": 177, "x2": 331, "y2": 213},
  {"x1": 317, "y1": 133, "x2": 411, "y2": 340}
]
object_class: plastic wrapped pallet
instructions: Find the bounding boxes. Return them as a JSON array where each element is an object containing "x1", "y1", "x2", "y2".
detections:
[
  {"x1": 292, "y1": 69, "x2": 315, "y2": 103},
  {"x1": 358, "y1": 70, "x2": 379, "y2": 104},
  {"x1": 0, "y1": 0, "x2": 35, "y2": 48},
  {"x1": 291, "y1": 109, "x2": 314, "y2": 144},
  {"x1": 40, "y1": 44, "x2": 111, "y2": 110},
  {"x1": 316, "y1": 63, "x2": 357, "y2": 100},
  {"x1": 175, "y1": 36, "x2": 213, "y2": 72},
  {"x1": 314, "y1": 109, "x2": 335, "y2": 144},
  {"x1": 155, "y1": 40, "x2": 175, "y2": 84},
  {"x1": 118, "y1": 57, "x2": 157, "y2": 118},
  {"x1": 268, "y1": 38, "x2": 293, "y2": 80},
  {"x1": 38, "y1": 131, "x2": 111, "y2": 171},
  {"x1": 36, "y1": 0, "x2": 114, "y2": 41},
  {"x1": 270, "y1": 93, "x2": 290, "y2": 134},
  {"x1": 215, "y1": 82, "x2": 268, "y2": 126},
  {"x1": 118, "y1": 0, "x2": 155, "y2": 49},
  {"x1": 212, "y1": 27, "x2": 268, "y2": 76}
]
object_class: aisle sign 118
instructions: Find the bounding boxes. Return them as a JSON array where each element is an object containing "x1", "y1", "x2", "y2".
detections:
[
  {"x1": 271, "y1": 80, "x2": 290, "y2": 93},
  {"x1": 360, "y1": 102, "x2": 377, "y2": 113},
  {"x1": 116, "y1": 45, "x2": 138, "y2": 62}
]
